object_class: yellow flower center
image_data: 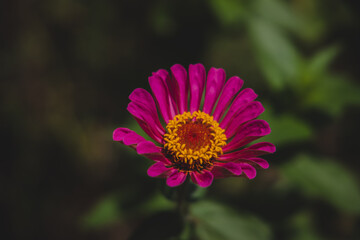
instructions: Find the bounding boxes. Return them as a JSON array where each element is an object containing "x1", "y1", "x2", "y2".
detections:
[{"x1": 163, "y1": 111, "x2": 227, "y2": 172}]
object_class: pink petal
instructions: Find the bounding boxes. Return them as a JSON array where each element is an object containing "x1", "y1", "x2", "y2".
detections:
[
  {"x1": 189, "y1": 63, "x2": 206, "y2": 113},
  {"x1": 220, "y1": 162, "x2": 243, "y2": 175},
  {"x1": 154, "y1": 69, "x2": 178, "y2": 117},
  {"x1": 225, "y1": 101, "x2": 265, "y2": 138},
  {"x1": 213, "y1": 76, "x2": 244, "y2": 121},
  {"x1": 135, "y1": 140, "x2": 171, "y2": 164},
  {"x1": 210, "y1": 166, "x2": 234, "y2": 178},
  {"x1": 147, "y1": 162, "x2": 171, "y2": 177},
  {"x1": 153, "y1": 69, "x2": 169, "y2": 81},
  {"x1": 113, "y1": 128, "x2": 170, "y2": 163},
  {"x1": 123, "y1": 132, "x2": 147, "y2": 145},
  {"x1": 136, "y1": 141, "x2": 161, "y2": 154},
  {"x1": 220, "y1": 142, "x2": 275, "y2": 160},
  {"x1": 129, "y1": 88, "x2": 165, "y2": 133},
  {"x1": 247, "y1": 157, "x2": 269, "y2": 169},
  {"x1": 247, "y1": 142, "x2": 276, "y2": 152},
  {"x1": 190, "y1": 171, "x2": 214, "y2": 188},
  {"x1": 223, "y1": 120, "x2": 271, "y2": 152},
  {"x1": 144, "y1": 153, "x2": 171, "y2": 164},
  {"x1": 220, "y1": 88, "x2": 258, "y2": 129},
  {"x1": 113, "y1": 128, "x2": 132, "y2": 142},
  {"x1": 203, "y1": 67, "x2": 226, "y2": 114},
  {"x1": 166, "y1": 170, "x2": 187, "y2": 187},
  {"x1": 113, "y1": 128, "x2": 145, "y2": 146},
  {"x1": 219, "y1": 142, "x2": 276, "y2": 161},
  {"x1": 148, "y1": 74, "x2": 174, "y2": 123},
  {"x1": 170, "y1": 64, "x2": 188, "y2": 113},
  {"x1": 240, "y1": 163, "x2": 257, "y2": 179},
  {"x1": 127, "y1": 103, "x2": 163, "y2": 143}
]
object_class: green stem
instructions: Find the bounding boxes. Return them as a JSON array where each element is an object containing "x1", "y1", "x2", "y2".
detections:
[{"x1": 176, "y1": 178, "x2": 190, "y2": 218}]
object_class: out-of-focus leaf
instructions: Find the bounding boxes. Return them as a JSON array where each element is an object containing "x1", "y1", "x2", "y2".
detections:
[
  {"x1": 291, "y1": 0, "x2": 327, "y2": 43},
  {"x1": 81, "y1": 194, "x2": 121, "y2": 229},
  {"x1": 138, "y1": 193, "x2": 174, "y2": 213},
  {"x1": 259, "y1": 107, "x2": 312, "y2": 145},
  {"x1": 192, "y1": 201, "x2": 271, "y2": 240},
  {"x1": 290, "y1": 211, "x2": 323, "y2": 240},
  {"x1": 302, "y1": 45, "x2": 340, "y2": 86},
  {"x1": 209, "y1": 0, "x2": 246, "y2": 25},
  {"x1": 304, "y1": 75, "x2": 360, "y2": 116},
  {"x1": 249, "y1": 17, "x2": 300, "y2": 90},
  {"x1": 150, "y1": 2, "x2": 175, "y2": 36},
  {"x1": 281, "y1": 155, "x2": 360, "y2": 213},
  {"x1": 253, "y1": 0, "x2": 301, "y2": 32}
]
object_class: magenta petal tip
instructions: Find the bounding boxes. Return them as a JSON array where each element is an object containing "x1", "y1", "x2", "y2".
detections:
[{"x1": 166, "y1": 170, "x2": 187, "y2": 187}]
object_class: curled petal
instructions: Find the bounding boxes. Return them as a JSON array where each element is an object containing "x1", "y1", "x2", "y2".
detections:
[
  {"x1": 247, "y1": 157, "x2": 269, "y2": 169},
  {"x1": 239, "y1": 163, "x2": 257, "y2": 179},
  {"x1": 166, "y1": 170, "x2": 187, "y2": 187},
  {"x1": 113, "y1": 128, "x2": 133, "y2": 142},
  {"x1": 147, "y1": 162, "x2": 171, "y2": 177},
  {"x1": 190, "y1": 171, "x2": 214, "y2": 188},
  {"x1": 213, "y1": 76, "x2": 244, "y2": 121},
  {"x1": 203, "y1": 67, "x2": 226, "y2": 115},
  {"x1": 189, "y1": 63, "x2": 206, "y2": 113},
  {"x1": 153, "y1": 69, "x2": 169, "y2": 81},
  {"x1": 113, "y1": 128, "x2": 145, "y2": 146}
]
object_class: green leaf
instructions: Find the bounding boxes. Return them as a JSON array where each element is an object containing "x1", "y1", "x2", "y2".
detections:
[
  {"x1": 253, "y1": 0, "x2": 301, "y2": 32},
  {"x1": 258, "y1": 107, "x2": 312, "y2": 145},
  {"x1": 138, "y1": 193, "x2": 174, "y2": 213},
  {"x1": 81, "y1": 194, "x2": 121, "y2": 229},
  {"x1": 290, "y1": 211, "x2": 324, "y2": 240},
  {"x1": 209, "y1": 0, "x2": 246, "y2": 25},
  {"x1": 249, "y1": 17, "x2": 300, "y2": 90},
  {"x1": 302, "y1": 45, "x2": 340, "y2": 86},
  {"x1": 149, "y1": 2, "x2": 175, "y2": 36},
  {"x1": 191, "y1": 201, "x2": 271, "y2": 240},
  {"x1": 281, "y1": 155, "x2": 360, "y2": 213},
  {"x1": 304, "y1": 75, "x2": 360, "y2": 116}
]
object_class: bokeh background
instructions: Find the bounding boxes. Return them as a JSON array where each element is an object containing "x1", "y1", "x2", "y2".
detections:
[{"x1": 1, "y1": 0, "x2": 360, "y2": 239}]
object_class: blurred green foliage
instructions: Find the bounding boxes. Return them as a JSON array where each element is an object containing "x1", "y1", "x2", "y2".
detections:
[
  {"x1": 1, "y1": 0, "x2": 360, "y2": 239},
  {"x1": 192, "y1": 201, "x2": 271, "y2": 240},
  {"x1": 82, "y1": 194, "x2": 122, "y2": 230},
  {"x1": 282, "y1": 155, "x2": 360, "y2": 214}
]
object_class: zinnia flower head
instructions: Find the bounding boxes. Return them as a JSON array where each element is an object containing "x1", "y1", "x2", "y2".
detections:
[{"x1": 113, "y1": 64, "x2": 275, "y2": 188}]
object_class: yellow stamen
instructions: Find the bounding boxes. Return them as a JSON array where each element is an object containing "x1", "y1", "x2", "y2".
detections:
[{"x1": 163, "y1": 111, "x2": 227, "y2": 172}]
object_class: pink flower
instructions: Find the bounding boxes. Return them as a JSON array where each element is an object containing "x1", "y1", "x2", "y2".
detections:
[{"x1": 113, "y1": 64, "x2": 275, "y2": 188}]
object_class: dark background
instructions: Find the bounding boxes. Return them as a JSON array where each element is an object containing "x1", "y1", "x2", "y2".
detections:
[{"x1": 1, "y1": 0, "x2": 360, "y2": 239}]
